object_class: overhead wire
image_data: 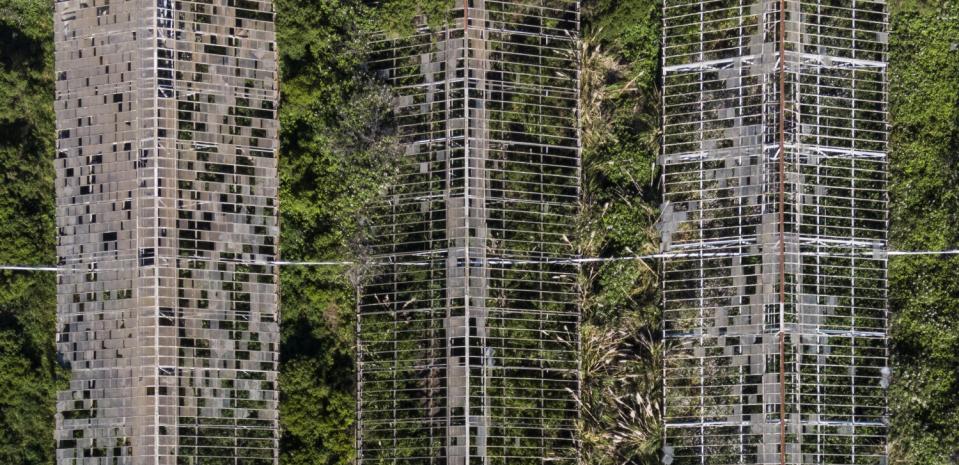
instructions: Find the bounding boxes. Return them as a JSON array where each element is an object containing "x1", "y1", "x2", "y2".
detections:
[{"x1": 3, "y1": 248, "x2": 959, "y2": 272}]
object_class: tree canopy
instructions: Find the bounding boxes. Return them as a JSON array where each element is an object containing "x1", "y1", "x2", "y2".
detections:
[
  {"x1": 0, "y1": 0, "x2": 62, "y2": 462},
  {"x1": 888, "y1": 2, "x2": 959, "y2": 463}
]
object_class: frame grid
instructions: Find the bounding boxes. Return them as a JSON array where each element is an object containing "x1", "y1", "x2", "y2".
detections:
[
  {"x1": 54, "y1": 0, "x2": 280, "y2": 463},
  {"x1": 358, "y1": 2, "x2": 581, "y2": 464},
  {"x1": 661, "y1": 1, "x2": 888, "y2": 464}
]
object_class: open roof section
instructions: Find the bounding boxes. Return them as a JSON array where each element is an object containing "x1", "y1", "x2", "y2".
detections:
[{"x1": 358, "y1": 2, "x2": 581, "y2": 464}]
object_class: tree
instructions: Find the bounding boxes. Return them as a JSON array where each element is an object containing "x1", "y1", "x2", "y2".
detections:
[
  {"x1": 275, "y1": 1, "x2": 397, "y2": 463},
  {"x1": 0, "y1": 0, "x2": 61, "y2": 463},
  {"x1": 888, "y1": 2, "x2": 959, "y2": 463}
]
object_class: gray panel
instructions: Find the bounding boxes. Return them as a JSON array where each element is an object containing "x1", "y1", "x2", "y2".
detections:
[{"x1": 54, "y1": 0, "x2": 280, "y2": 464}]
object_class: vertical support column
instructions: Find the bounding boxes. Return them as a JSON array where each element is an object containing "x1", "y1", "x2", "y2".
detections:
[{"x1": 463, "y1": 2, "x2": 490, "y2": 462}]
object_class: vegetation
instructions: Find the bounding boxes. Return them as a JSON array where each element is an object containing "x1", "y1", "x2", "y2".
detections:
[
  {"x1": 275, "y1": 1, "x2": 395, "y2": 464},
  {"x1": 0, "y1": 0, "x2": 62, "y2": 463},
  {"x1": 0, "y1": 1, "x2": 957, "y2": 464},
  {"x1": 888, "y1": 2, "x2": 959, "y2": 463},
  {"x1": 577, "y1": 1, "x2": 663, "y2": 463},
  {"x1": 370, "y1": 0, "x2": 453, "y2": 36}
]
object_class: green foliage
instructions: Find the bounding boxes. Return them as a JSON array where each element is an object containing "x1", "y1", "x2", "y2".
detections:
[
  {"x1": 578, "y1": 1, "x2": 663, "y2": 464},
  {"x1": 0, "y1": 0, "x2": 61, "y2": 463},
  {"x1": 370, "y1": 0, "x2": 454, "y2": 36},
  {"x1": 276, "y1": 1, "x2": 396, "y2": 464},
  {"x1": 888, "y1": 3, "x2": 959, "y2": 463}
]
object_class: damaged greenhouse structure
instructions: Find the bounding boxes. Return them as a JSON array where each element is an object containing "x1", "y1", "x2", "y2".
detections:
[
  {"x1": 356, "y1": 1, "x2": 581, "y2": 464},
  {"x1": 661, "y1": 0, "x2": 889, "y2": 463}
]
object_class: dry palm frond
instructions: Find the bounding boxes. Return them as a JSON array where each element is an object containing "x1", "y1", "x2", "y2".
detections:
[
  {"x1": 579, "y1": 25, "x2": 650, "y2": 155},
  {"x1": 576, "y1": 321, "x2": 663, "y2": 465},
  {"x1": 576, "y1": 9, "x2": 663, "y2": 465}
]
